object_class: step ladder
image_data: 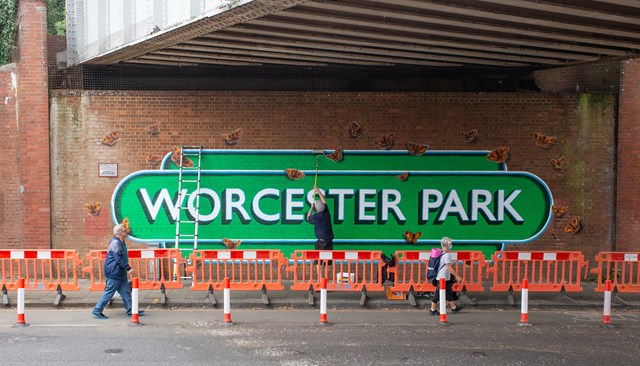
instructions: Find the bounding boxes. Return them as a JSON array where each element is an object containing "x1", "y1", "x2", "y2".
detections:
[{"x1": 174, "y1": 146, "x2": 203, "y2": 279}]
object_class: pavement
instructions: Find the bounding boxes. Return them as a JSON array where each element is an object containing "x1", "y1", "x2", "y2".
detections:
[{"x1": 5, "y1": 279, "x2": 640, "y2": 310}]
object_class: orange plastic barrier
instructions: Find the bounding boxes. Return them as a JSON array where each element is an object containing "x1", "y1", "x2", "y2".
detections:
[
  {"x1": 488, "y1": 251, "x2": 588, "y2": 292},
  {"x1": 590, "y1": 252, "x2": 640, "y2": 293},
  {"x1": 82, "y1": 249, "x2": 184, "y2": 291},
  {"x1": 0, "y1": 249, "x2": 82, "y2": 291},
  {"x1": 287, "y1": 250, "x2": 384, "y2": 292},
  {"x1": 388, "y1": 251, "x2": 487, "y2": 293},
  {"x1": 185, "y1": 250, "x2": 286, "y2": 291}
]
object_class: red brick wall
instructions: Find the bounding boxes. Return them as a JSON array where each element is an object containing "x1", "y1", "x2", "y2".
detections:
[
  {"x1": 0, "y1": 0, "x2": 50, "y2": 249},
  {"x1": 49, "y1": 90, "x2": 617, "y2": 260},
  {"x1": 616, "y1": 58, "x2": 640, "y2": 252},
  {"x1": 16, "y1": 0, "x2": 50, "y2": 249},
  {"x1": 0, "y1": 64, "x2": 23, "y2": 244}
]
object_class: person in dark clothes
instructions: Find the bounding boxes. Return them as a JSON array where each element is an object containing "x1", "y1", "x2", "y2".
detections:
[{"x1": 307, "y1": 186, "x2": 334, "y2": 258}]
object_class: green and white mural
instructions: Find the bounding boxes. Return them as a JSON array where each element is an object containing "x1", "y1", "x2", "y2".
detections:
[{"x1": 111, "y1": 150, "x2": 553, "y2": 257}]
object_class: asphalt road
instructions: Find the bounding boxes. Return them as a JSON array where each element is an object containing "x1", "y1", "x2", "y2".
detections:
[{"x1": 1, "y1": 307, "x2": 639, "y2": 366}]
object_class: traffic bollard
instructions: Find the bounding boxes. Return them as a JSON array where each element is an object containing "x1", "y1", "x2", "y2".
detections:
[
  {"x1": 439, "y1": 278, "x2": 448, "y2": 326},
  {"x1": 223, "y1": 277, "x2": 234, "y2": 326},
  {"x1": 518, "y1": 279, "x2": 532, "y2": 326},
  {"x1": 15, "y1": 278, "x2": 28, "y2": 327},
  {"x1": 130, "y1": 277, "x2": 142, "y2": 326},
  {"x1": 603, "y1": 279, "x2": 612, "y2": 327},
  {"x1": 318, "y1": 277, "x2": 332, "y2": 326}
]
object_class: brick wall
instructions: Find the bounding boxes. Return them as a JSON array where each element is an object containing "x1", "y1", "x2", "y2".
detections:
[
  {"x1": 15, "y1": 0, "x2": 50, "y2": 249},
  {"x1": 616, "y1": 58, "x2": 640, "y2": 252},
  {"x1": 0, "y1": 64, "x2": 23, "y2": 244},
  {"x1": 0, "y1": 0, "x2": 50, "y2": 249},
  {"x1": 49, "y1": 90, "x2": 617, "y2": 260}
]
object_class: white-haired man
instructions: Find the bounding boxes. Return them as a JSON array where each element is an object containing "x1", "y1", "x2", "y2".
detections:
[
  {"x1": 91, "y1": 223, "x2": 144, "y2": 319},
  {"x1": 307, "y1": 186, "x2": 334, "y2": 252}
]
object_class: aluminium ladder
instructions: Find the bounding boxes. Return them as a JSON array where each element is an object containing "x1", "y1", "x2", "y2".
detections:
[{"x1": 174, "y1": 146, "x2": 203, "y2": 279}]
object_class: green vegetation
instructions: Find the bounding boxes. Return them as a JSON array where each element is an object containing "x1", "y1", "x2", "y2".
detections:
[
  {"x1": 0, "y1": 0, "x2": 18, "y2": 65},
  {"x1": 47, "y1": 0, "x2": 66, "y2": 35}
]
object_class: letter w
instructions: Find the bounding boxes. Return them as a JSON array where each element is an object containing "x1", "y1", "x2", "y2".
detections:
[{"x1": 137, "y1": 189, "x2": 187, "y2": 223}]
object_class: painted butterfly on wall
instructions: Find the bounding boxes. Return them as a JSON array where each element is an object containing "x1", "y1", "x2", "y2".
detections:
[
  {"x1": 533, "y1": 132, "x2": 557, "y2": 149},
  {"x1": 144, "y1": 124, "x2": 159, "y2": 135},
  {"x1": 122, "y1": 217, "x2": 131, "y2": 234},
  {"x1": 171, "y1": 146, "x2": 195, "y2": 168},
  {"x1": 406, "y1": 142, "x2": 429, "y2": 156},
  {"x1": 403, "y1": 231, "x2": 422, "y2": 244},
  {"x1": 285, "y1": 168, "x2": 305, "y2": 180},
  {"x1": 461, "y1": 129, "x2": 478, "y2": 143},
  {"x1": 326, "y1": 147, "x2": 343, "y2": 162},
  {"x1": 486, "y1": 146, "x2": 509, "y2": 163},
  {"x1": 349, "y1": 121, "x2": 366, "y2": 138},
  {"x1": 145, "y1": 154, "x2": 162, "y2": 166},
  {"x1": 100, "y1": 129, "x2": 122, "y2": 146},
  {"x1": 564, "y1": 216, "x2": 581, "y2": 234},
  {"x1": 222, "y1": 128, "x2": 242, "y2": 145},
  {"x1": 552, "y1": 205, "x2": 568, "y2": 218},
  {"x1": 396, "y1": 172, "x2": 409, "y2": 181},
  {"x1": 374, "y1": 133, "x2": 395, "y2": 150},
  {"x1": 223, "y1": 238, "x2": 241, "y2": 250},
  {"x1": 551, "y1": 156, "x2": 565, "y2": 170},
  {"x1": 84, "y1": 202, "x2": 101, "y2": 216}
]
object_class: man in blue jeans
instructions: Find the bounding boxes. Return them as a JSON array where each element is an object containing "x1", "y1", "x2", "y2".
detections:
[{"x1": 91, "y1": 223, "x2": 145, "y2": 319}]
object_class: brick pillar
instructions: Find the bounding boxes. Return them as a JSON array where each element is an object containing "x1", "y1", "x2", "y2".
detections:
[
  {"x1": 616, "y1": 58, "x2": 640, "y2": 252},
  {"x1": 15, "y1": 0, "x2": 50, "y2": 249}
]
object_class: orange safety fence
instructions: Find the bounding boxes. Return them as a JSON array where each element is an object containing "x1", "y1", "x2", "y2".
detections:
[
  {"x1": 0, "y1": 249, "x2": 83, "y2": 291},
  {"x1": 388, "y1": 251, "x2": 487, "y2": 293},
  {"x1": 287, "y1": 250, "x2": 384, "y2": 292},
  {"x1": 487, "y1": 251, "x2": 588, "y2": 292},
  {"x1": 82, "y1": 249, "x2": 184, "y2": 291},
  {"x1": 185, "y1": 250, "x2": 286, "y2": 291},
  {"x1": 590, "y1": 252, "x2": 640, "y2": 293}
]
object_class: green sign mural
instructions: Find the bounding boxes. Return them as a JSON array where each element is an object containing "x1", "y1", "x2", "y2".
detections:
[
  {"x1": 160, "y1": 149, "x2": 506, "y2": 172},
  {"x1": 111, "y1": 150, "x2": 552, "y2": 257}
]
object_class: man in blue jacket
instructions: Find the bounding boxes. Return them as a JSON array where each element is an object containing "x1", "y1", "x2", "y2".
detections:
[{"x1": 91, "y1": 223, "x2": 144, "y2": 319}]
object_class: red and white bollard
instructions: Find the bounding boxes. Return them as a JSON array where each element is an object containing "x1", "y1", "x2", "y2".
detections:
[
  {"x1": 130, "y1": 277, "x2": 142, "y2": 326},
  {"x1": 518, "y1": 279, "x2": 532, "y2": 326},
  {"x1": 15, "y1": 278, "x2": 28, "y2": 327},
  {"x1": 603, "y1": 279, "x2": 612, "y2": 327},
  {"x1": 223, "y1": 277, "x2": 234, "y2": 326},
  {"x1": 439, "y1": 278, "x2": 448, "y2": 325},
  {"x1": 319, "y1": 277, "x2": 331, "y2": 326}
]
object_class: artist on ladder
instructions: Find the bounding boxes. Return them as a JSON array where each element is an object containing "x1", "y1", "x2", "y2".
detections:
[{"x1": 307, "y1": 186, "x2": 334, "y2": 252}]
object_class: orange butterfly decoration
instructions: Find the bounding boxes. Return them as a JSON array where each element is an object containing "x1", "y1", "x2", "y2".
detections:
[
  {"x1": 552, "y1": 205, "x2": 568, "y2": 218},
  {"x1": 551, "y1": 156, "x2": 565, "y2": 170},
  {"x1": 564, "y1": 216, "x2": 581, "y2": 234},
  {"x1": 100, "y1": 129, "x2": 121, "y2": 146},
  {"x1": 486, "y1": 146, "x2": 509, "y2": 163},
  {"x1": 222, "y1": 128, "x2": 242, "y2": 145},
  {"x1": 397, "y1": 172, "x2": 409, "y2": 181},
  {"x1": 533, "y1": 132, "x2": 557, "y2": 149},
  {"x1": 349, "y1": 121, "x2": 367, "y2": 138},
  {"x1": 122, "y1": 217, "x2": 131, "y2": 234},
  {"x1": 326, "y1": 147, "x2": 343, "y2": 162},
  {"x1": 406, "y1": 142, "x2": 429, "y2": 156},
  {"x1": 171, "y1": 146, "x2": 194, "y2": 168},
  {"x1": 374, "y1": 133, "x2": 395, "y2": 150},
  {"x1": 145, "y1": 154, "x2": 162, "y2": 166},
  {"x1": 403, "y1": 231, "x2": 422, "y2": 244},
  {"x1": 144, "y1": 124, "x2": 159, "y2": 135},
  {"x1": 461, "y1": 129, "x2": 478, "y2": 143},
  {"x1": 84, "y1": 202, "x2": 101, "y2": 216},
  {"x1": 223, "y1": 238, "x2": 241, "y2": 250},
  {"x1": 285, "y1": 168, "x2": 305, "y2": 180}
]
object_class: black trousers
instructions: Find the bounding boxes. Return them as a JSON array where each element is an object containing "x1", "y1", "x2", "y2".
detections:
[{"x1": 314, "y1": 239, "x2": 333, "y2": 265}]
